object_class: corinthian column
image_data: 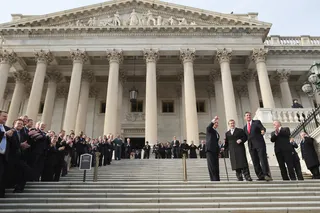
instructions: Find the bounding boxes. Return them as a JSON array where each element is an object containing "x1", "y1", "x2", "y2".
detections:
[
  {"x1": 103, "y1": 49, "x2": 123, "y2": 136},
  {"x1": 144, "y1": 49, "x2": 159, "y2": 144},
  {"x1": 180, "y1": 49, "x2": 199, "y2": 143},
  {"x1": 277, "y1": 69, "x2": 293, "y2": 108},
  {"x1": 216, "y1": 48, "x2": 238, "y2": 124},
  {"x1": 117, "y1": 70, "x2": 126, "y2": 135},
  {"x1": 26, "y1": 50, "x2": 53, "y2": 121},
  {"x1": 75, "y1": 70, "x2": 94, "y2": 134},
  {"x1": 242, "y1": 69, "x2": 260, "y2": 114},
  {"x1": 41, "y1": 70, "x2": 63, "y2": 130},
  {"x1": 209, "y1": 69, "x2": 227, "y2": 131},
  {"x1": 7, "y1": 70, "x2": 30, "y2": 126},
  {"x1": 63, "y1": 49, "x2": 88, "y2": 133},
  {"x1": 0, "y1": 50, "x2": 17, "y2": 106},
  {"x1": 252, "y1": 48, "x2": 275, "y2": 108}
]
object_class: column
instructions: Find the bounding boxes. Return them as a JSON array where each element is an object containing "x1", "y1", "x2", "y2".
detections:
[
  {"x1": 0, "y1": 50, "x2": 17, "y2": 106},
  {"x1": 177, "y1": 70, "x2": 186, "y2": 140},
  {"x1": 277, "y1": 69, "x2": 293, "y2": 108},
  {"x1": 86, "y1": 87, "x2": 98, "y2": 137},
  {"x1": 144, "y1": 49, "x2": 159, "y2": 144},
  {"x1": 117, "y1": 70, "x2": 126, "y2": 135},
  {"x1": 103, "y1": 49, "x2": 123, "y2": 136},
  {"x1": 7, "y1": 70, "x2": 30, "y2": 126},
  {"x1": 75, "y1": 70, "x2": 94, "y2": 134},
  {"x1": 216, "y1": 48, "x2": 238, "y2": 124},
  {"x1": 63, "y1": 49, "x2": 88, "y2": 133},
  {"x1": 51, "y1": 85, "x2": 68, "y2": 133},
  {"x1": 243, "y1": 69, "x2": 260, "y2": 114},
  {"x1": 252, "y1": 48, "x2": 275, "y2": 108},
  {"x1": 209, "y1": 69, "x2": 227, "y2": 131},
  {"x1": 41, "y1": 70, "x2": 63, "y2": 130},
  {"x1": 26, "y1": 50, "x2": 53, "y2": 121},
  {"x1": 180, "y1": 49, "x2": 199, "y2": 143}
]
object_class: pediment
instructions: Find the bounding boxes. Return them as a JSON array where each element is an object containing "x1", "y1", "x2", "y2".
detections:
[{"x1": 0, "y1": 0, "x2": 271, "y2": 29}]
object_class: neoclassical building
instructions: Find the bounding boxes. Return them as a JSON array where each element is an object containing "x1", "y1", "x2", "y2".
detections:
[{"x1": 0, "y1": 0, "x2": 319, "y2": 147}]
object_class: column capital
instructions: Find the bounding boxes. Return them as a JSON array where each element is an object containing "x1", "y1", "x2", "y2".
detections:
[
  {"x1": 180, "y1": 48, "x2": 196, "y2": 63},
  {"x1": 0, "y1": 49, "x2": 17, "y2": 65},
  {"x1": 276, "y1": 69, "x2": 291, "y2": 83},
  {"x1": 34, "y1": 50, "x2": 53, "y2": 65},
  {"x1": 242, "y1": 69, "x2": 257, "y2": 81},
  {"x1": 12, "y1": 70, "x2": 30, "y2": 83},
  {"x1": 144, "y1": 48, "x2": 159, "y2": 63},
  {"x1": 106, "y1": 49, "x2": 123, "y2": 64},
  {"x1": 70, "y1": 49, "x2": 88, "y2": 64},
  {"x1": 46, "y1": 69, "x2": 63, "y2": 83},
  {"x1": 209, "y1": 69, "x2": 221, "y2": 83},
  {"x1": 82, "y1": 69, "x2": 95, "y2": 83},
  {"x1": 216, "y1": 48, "x2": 232, "y2": 64},
  {"x1": 89, "y1": 86, "x2": 99, "y2": 98},
  {"x1": 56, "y1": 85, "x2": 69, "y2": 98},
  {"x1": 251, "y1": 48, "x2": 268, "y2": 63}
]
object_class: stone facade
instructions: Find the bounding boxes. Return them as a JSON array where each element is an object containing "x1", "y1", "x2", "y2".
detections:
[{"x1": 0, "y1": 0, "x2": 319, "y2": 145}]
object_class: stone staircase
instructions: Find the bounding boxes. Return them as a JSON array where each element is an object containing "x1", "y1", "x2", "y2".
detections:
[{"x1": 2, "y1": 158, "x2": 320, "y2": 212}]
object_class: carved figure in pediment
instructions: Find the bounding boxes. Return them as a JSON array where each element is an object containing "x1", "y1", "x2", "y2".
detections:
[
  {"x1": 168, "y1": 16, "x2": 176, "y2": 25},
  {"x1": 129, "y1": 9, "x2": 139, "y2": 26},
  {"x1": 76, "y1": 20, "x2": 85, "y2": 27},
  {"x1": 157, "y1": 16, "x2": 162, "y2": 26},
  {"x1": 87, "y1": 17, "x2": 96, "y2": 26},
  {"x1": 67, "y1": 22, "x2": 74, "y2": 27},
  {"x1": 178, "y1": 18, "x2": 188, "y2": 25},
  {"x1": 113, "y1": 11, "x2": 121, "y2": 26},
  {"x1": 190, "y1": 21, "x2": 196, "y2": 25},
  {"x1": 139, "y1": 14, "x2": 147, "y2": 26},
  {"x1": 146, "y1": 10, "x2": 156, "y2": 26}
]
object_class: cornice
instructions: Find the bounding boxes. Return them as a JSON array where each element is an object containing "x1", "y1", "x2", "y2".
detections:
[{"x1": 267, "y1": 48, "x2": 320, "y2": 55}]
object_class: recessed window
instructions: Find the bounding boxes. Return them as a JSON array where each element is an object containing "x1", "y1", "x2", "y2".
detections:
[
  {"x1": 196, "y1": 101, "x2": 206, "y2": 113},
  {"x1": 162, "y1": 101, "x2": 174, "y2": 113},
  {"x1": 131, "y1": 100, "x2": 143, "y2": 112},
  {"x1": 100, "y1": 101, "x2": 106, "y2": 113},
  {"x1": 38, "y1": 102, "x2": 44, "y2": 114},
  {"x1": 259, "y1": 100, "x2": 264, "y2": 108}
]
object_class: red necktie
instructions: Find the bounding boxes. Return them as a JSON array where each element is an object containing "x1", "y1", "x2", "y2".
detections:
[{"x1": 247, "y1": 122, "x2": 251, "y2": 134}]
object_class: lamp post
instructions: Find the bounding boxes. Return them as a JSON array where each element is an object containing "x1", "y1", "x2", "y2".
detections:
[
  {"x1": 129, "y1": 57, "x2": 138, "y2": 103},
  {"x1": 302, "y1": 63, "x2": 320, "y2": 96}
]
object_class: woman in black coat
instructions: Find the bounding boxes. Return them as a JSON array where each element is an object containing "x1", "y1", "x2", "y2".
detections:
[
  {"x1": 189, "y1": 141, "x2": 198, "y2": 158},
  {"x1": 300, "y1": 132, "x2": 320, "y2": 179}
]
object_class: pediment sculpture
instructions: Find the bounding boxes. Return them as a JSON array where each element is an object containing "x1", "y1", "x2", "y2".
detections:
[{"x1": 64, "y1": 9, "x2": 197, "y2": 28}]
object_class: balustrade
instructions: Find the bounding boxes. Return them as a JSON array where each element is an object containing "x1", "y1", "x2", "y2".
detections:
[{"x1": 264, "y1": 36, "x2": 320, "y2": 46}]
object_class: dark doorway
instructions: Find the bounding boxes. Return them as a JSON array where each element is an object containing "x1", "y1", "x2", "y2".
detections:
[{"x1": 126, "y1": 137, "x2": 145, "y2": 150}]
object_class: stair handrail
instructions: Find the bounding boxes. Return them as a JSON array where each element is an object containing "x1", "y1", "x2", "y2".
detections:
[{"x1": 182, "y1": 153, "x2": 188, "y2": 182}]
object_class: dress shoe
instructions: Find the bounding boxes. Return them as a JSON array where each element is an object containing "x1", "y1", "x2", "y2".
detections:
[
  {"x1": 256, "y1": 177, "x2": 265, "y2": 181},
  {"x1": 245, "y1": 177, "x2": 253, "y2": 181},
  {"x1": 264, "y1": 175, "x2": 272, "y2": 181}
]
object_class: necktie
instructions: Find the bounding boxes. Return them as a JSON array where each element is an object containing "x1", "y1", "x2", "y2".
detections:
[
  {"x1": 247, "y1": 122, "x2": 251, "y2": 134},
  {"x1": 276, "y1": 129, "x2": 279, "y2": 135},
  {"x1": 0, "y1": 125, "x2": 7, "y2": 154}
]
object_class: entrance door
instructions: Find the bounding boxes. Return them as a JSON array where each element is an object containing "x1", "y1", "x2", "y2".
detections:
[{"x1": 126, "y1": 137, "x2": 145, "y2": 150}]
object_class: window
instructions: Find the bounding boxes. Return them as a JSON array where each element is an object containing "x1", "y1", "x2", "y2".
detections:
[
  {"x1": 38, "y1": 102, "x2": 44, "y2": 114},
  {"x1": 196, "y1": 101, "x2": 206, "y2": 113},
  {"x1": 259, "y1": 100, "x2": 264, "y2": 108},
  {"x1": 131, "y1": 100, "x2": 143, "y2": 112},
  {"x1": 100, "y1": 101, "x2": 106, "y2": 113},
  {"x1": 162, "y1": 101, "x2": 174, "y2": 113}
]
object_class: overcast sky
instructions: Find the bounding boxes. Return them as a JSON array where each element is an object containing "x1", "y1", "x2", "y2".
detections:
[{"x1": 1, "y1": 0, "x2": 319, "y2": 36}]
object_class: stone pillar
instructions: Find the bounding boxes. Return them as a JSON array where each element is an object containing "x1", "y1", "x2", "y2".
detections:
[
  {"x1": 209, "y1": 69, "x2": 227, "y2": 131},
  {"x1": 117, "y1": 70, "x2": 126, "y2": 135},
  {"x1": 26, "y1": 50, "x2": 53, "y2": 121},
  {"x1": 252, "y1": 48, "x2": 275, "y2": 108},
  {"x1": 7, "y1": 70, "x2": 30, "y2": 126},
  {"x1": 86, "y1": 87, "x2": 98, "y2": 137},
  {"x1": 144, "y1": 49, "x2": 159, "y2": 144},
  {"x1": 63, "y1": 49, "x2": 88, "y2": 133},
  {"x1": 103, "y1": 49, "x2": 123, "y2": 136},
  {"x1": 75, "y1": 70, "x2": 94, "y2": 135},
  {"x1": 180, "y1": 49, "x2": 199, "y2": 143},
  {"x1": 51, "y1": 86, "x2": 68, "y2": 133},
  {"x1": 216, "y1": 48, "x2": 238, "y2": 124},
  {"x1": 41, "y1": 70, "x2": 63, "y2": 130},
  {"x1": 177, "y1": 70, "x2": 186, "y2": 140},
  {"x1": 0, "y1": 50, "x2": 17, "y2": 106},
  {"x1": 277, "y1": 69, "x2": 293, "y2": 108},
  {"x1": 242, "y1": 69, "x2": 260, "y2": 114}
]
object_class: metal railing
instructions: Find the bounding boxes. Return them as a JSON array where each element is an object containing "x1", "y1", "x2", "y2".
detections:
[
  {"x1": 291, "y1": 106, "x2": 320, "y2": 140},
  {"x1": 182, "y1": 154, "x2": 188, "y2": 182}
]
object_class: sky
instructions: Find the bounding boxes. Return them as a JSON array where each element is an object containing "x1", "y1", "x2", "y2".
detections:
[{"x1": 0, "y1": 0, "x2": 319, "y2": 36}]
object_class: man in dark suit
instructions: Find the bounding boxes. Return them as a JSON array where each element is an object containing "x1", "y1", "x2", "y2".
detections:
[
  {"x1": 290, "y1": 138, "x2": 304, "y2": 180},
  {"x1": 243, "y1": 112, "x2": 271, "y2": 181},
  {"x1": 225, "y1": 119, "x2": 252, "y2": 181},
  {"x1": 206, "y1": 116, "x2": 220, "y2": 181},
  {"x1": 171, "y1": 136, "x2": 180, "y2": 159},
  {"x1": 198, "y1": 140, "x2": 206, "y2": 158},
  {"x1": 270, "y1": 121, "x2": 296, "y2": 180},
  {"x1": 300, "y1": 132, "x2": 320, "y2": 179},
  {"x1": 143, "y1": 141, "x2": 151, "y2": 159},
  {"x1": 0, "y1": 110, "x2": 15, "y2": 198}
]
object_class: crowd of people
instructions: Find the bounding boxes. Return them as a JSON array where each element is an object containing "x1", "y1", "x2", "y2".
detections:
[{"x1": 205, "y1": 112, "x2": 320, "y2": 182}]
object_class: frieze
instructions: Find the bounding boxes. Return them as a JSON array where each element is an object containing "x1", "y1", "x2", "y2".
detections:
[{"x1": 125, "y1": 112, "x2": 145, "y2": 122}]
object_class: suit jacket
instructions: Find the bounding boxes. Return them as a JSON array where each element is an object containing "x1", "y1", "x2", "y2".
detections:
[
  {"x1": 270, "y1": 127, "x2": 294, "y2": 153},
  {"x1": 244, "y1": 120, "x2": 266, "y2": 149},
  {"x1": 0, "y1": 125, "x2": 12, "y2": 161},
  {"x1": 206, "y1": 122, "x2": 220, "y2": 153},
  {"x1": 301, "y1": 137, "x2": 320, "y2": 169},
  {"x1": 171, "y1": 140, "x2": 180, "y2": 148}
]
